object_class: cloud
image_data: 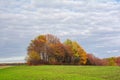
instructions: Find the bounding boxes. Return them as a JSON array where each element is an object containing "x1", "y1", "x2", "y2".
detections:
[
  {"x1": 107, "y1": 50, "x2": 119, "y2": 53},
  {"x1": 95, "y1": 45, "x2": 105, "y2": 48},
  {"x1": 0, "y1": 0, "x2": 120, "y2": 62},
  {"x1": 0, "y1": 56, "x2": 25, "y2": 63}
]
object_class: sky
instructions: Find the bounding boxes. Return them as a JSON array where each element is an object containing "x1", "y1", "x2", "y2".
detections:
[{"x1": 0, "y1": 0, "x2": 120, "y2": 63}]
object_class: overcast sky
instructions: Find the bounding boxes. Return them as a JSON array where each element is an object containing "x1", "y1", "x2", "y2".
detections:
[{"x1": 0, "y1": 0, "x2": 120, "y2": 63}]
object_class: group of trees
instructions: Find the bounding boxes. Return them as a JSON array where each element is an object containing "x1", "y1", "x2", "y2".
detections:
[
  {"x1": 26, "y1": 34, "x2": 120, "y2": 66},
  {"x1": 86, "y1": 54, "x2": 120, "y2": 66},
  {"x1": 26, "y1": 34, "x2": 87, "y2": 65}
]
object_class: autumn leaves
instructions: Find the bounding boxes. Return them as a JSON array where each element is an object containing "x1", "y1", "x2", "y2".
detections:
[{"x1": 26, "y1": 34, "x2": 87, "y2": 65}]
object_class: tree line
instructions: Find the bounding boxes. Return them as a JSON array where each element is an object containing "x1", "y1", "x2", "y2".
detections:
[
  {"x1": 87, "y1": 54, "x2": 120, "y2": 66},
  {"x1": 26, "y1": 34, "x2": 120, "y2": 66}
]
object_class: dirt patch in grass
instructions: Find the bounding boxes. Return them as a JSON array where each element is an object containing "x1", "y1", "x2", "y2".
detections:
[{"x1": 0, "y1": 66, "x2": 11, "y2": 69}]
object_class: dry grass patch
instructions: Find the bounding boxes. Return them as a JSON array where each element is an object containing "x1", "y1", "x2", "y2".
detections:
[{"x1": 0, "y1": 66, "x2": 11, "y2": 69}]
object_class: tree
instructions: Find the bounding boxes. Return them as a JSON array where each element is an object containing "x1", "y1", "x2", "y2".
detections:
[
  {"x1": 64, "y1": 39, "x2": 87, "y2": 65},
  {"x1": 27, "y1": 34, "x2": 62, "y2": 65},
  {"x1": 86, "y1": 54, "x2": 107, "y2": 66},
  {"x1": 46, "y1": 34, "x2": 60, "y2": 44},
  {"x1": 26, "y1": 50, "x2": 41, "y2": 65},
  {"x1": 107, "y1": 57, "x2": 117, "y2": 66},
  {"x1": 72, "y1": 41, "x2": 87, "y2": 64},
  {"x1": 27, "y1": 35, "x2": 47, "y2": 63},
  {"x1": 64, "y1": 39, "x2": 73, "y2": 47},
  {"x1": 63, "y1": 44, "x2": 73, "y2": 64},
  {"x1": 116, "y1": 57, "x2": 120, "y2": 66}
]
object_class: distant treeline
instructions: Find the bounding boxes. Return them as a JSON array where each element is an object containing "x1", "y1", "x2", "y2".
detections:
[
  {"x1": 0, "y1": 63, "x2": 26, "y2": 66},
  {"x1": 26, "y1": 34, "x2": 120, "y2": 66},
  {"x1": 86, "y1": 54, "x2": 120, "y2": 66}
]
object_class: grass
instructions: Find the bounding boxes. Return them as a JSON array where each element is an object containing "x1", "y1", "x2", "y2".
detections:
[
  {"x1": 0, "y1": 65, "x2": 120, "y2": 80},
  {"x1": 0, "y1": 66, "x2": 11, "y2": 69}
]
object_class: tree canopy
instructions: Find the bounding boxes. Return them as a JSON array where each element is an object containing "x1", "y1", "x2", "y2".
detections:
[{"x1": 26, "y1": 34, "x2": 87, "y2": 65}]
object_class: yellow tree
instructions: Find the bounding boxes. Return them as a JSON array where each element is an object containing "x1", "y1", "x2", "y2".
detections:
[
  {"x1": 107, "y1": 57, "x2": 116, "y2": 66},
  {"x1": 64, "y1": 39, "x2": 87, "y2": 64},
  {"x1": 26, "y1": 50, "x2": 41, "y2": 65},
  {"x1": 73, "y1": 41, "x2": 87, "y2": 64}
]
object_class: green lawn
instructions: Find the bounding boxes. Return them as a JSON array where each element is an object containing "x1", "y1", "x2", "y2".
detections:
[{"x1": 0, "y1": 65, "x2": 120, "y2": 80}]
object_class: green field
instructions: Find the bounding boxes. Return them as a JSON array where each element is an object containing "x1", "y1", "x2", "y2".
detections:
[{"x1": 0, "y1": 65, "x2": 120, "y2": 80}]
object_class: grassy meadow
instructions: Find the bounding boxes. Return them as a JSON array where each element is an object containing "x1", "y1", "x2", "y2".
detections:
[{"x1": 0, "y1": 65, "x2": 120, "y2": 80}]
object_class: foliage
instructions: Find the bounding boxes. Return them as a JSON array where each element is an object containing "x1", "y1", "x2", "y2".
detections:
[
  {"x1": 116, "y1": 57, "x2": 120, "y2": 66},
  {"x1": 26, "y1": 50, "x2": 41, "y2": 65},
  {"x1": 64, "y1": 40, "x2": 87, "y2": 64},
  {"x1": 26, "y1": 34, "x2": 87, "y2": 65},
  {"x1": 87, "y1": 54, "x2": 120, "y2": 66},
  {"x1": 106, "y1": 57, "x2": 117, "y2": 66},
  {"x1": 26, "y1": 34, "x2": 120, "y2": 66},
  {"x1": 86, "y1": 54, "x2": 108, "y2": 66}
]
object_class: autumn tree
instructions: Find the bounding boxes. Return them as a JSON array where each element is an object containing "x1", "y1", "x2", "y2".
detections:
[
  {"x1": 64, "y1": 39, "x2": 87, "y2": 65},
  {"x1": 106, "y1": 57, "x2": 117, "y2": 66},
  {"x1": 63, "y1": 44, "x2": 73, "y2": 64},
  {"x1": 116, "y1": 57, "x2": 120, "y2": 66},
  {"x1": 86, "y1": 54, "x2": 108, "y2": 66},
  {"x1": 26, "y1": 50, "x2": 41, "y2": 65},
  {"x1": 103, "y1": 57, "x2": 120, "y2": 66},
  {"x1": 27, "y1": 34, "x2": 63, "y2": 64},
  {"x1": 72, "y1": 41, "x2": 87, "y2": 64},
  {"x1": 27, "y1": 35, "x2": 47, "y2": 63},
  {"x1": 46, "y1": 34, "x2": 60, "y2": 44}
]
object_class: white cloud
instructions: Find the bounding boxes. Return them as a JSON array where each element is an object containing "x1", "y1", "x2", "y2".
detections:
[
  {"x1": 0, "y1": 56, "x2": 25, "y2": 63},
  {"x1": 0, "y1": 0, "x2": 120, "y2": 62},
  {"x1": 107, "y1": 50, "x2": 120, "y2": 53},
  {"x1": 95, "y1": 45, "x2": 105, "y2": 48}
]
